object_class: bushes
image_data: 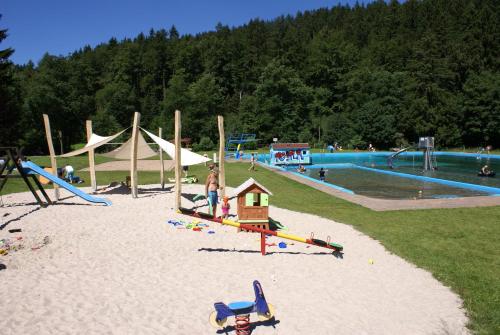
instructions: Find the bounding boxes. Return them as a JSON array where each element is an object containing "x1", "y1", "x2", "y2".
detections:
[{"x1": 193, "y1": 137, "x2": 215, "y2": 151}]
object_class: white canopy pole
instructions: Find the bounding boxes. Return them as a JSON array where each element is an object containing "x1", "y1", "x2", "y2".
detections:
[
  {"x1": 159, "y1": 127, "x2": 165, "y2": 190},
  {"x1": 174, "y1": 110, "x2": 181, "y2": 211},
  {"x1": 130, "y1": 112, "x2": 140, "y2": 198},
  {"x1": 43, "y1": 114, "x2": 60, "y2": 200},
  {"x1": 86, "y1": 120, "x2": 97, "y2": 192},
  {"x1": 218, "y1": 115, "x2": 225, "y2": 198}
]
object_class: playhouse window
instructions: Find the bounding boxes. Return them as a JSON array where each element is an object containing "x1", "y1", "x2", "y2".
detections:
[
  {"x1": 245, "y1": 193, "x2": 260, "y2": 206},
  {"x1": 253, "y1": 193, "x2": 259, "y2": 206},
  {"x1": 245, "y1": 193, "x2": 269, "y2": 207}
]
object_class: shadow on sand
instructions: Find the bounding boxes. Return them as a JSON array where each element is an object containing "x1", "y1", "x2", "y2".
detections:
[
  {"x1": 0, "y1": 207, "x2": 41, "y2": 230},
  {"x1": 97, "y1": 184, "x2": 173, "y2": 197},
  {"x1": 198, "y1": 247, "x2": 342, "y2": 257},
  {"x1": 216, "y1": 318, "x2": 280, "y2": 334}
]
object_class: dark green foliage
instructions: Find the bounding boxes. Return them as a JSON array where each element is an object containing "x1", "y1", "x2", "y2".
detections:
[
  {"x1": 0, "y1": 17, "x2": 22, "y2": 148},
  {"x1": 462, "y1": 71, "x2": 500, "y2": 146},
  {"x1": 2, "y1": 0, "x2": 499, "y2": 153},
  {"x1": 193, "y1": 136, "x2": 215, "y2": 151}
]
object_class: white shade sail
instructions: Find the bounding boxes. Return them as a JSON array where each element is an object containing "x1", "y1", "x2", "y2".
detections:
[
  {"x1": 59, "y1": 129, "x2": 127, "y2": 158},
  {"x1": 142, "y1": 128, "x2": 211, "y2": 166},
  {"x1": 102, "y1": 131, "x2": 157, "y2": 160}
]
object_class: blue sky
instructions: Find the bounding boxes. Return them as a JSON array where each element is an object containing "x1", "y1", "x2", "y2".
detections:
[{"x1": 2, "y1": 0, "x2": 368, "y2": 65}]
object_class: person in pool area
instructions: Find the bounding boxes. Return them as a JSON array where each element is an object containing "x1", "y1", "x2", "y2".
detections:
[
  {"x1": 319, "y1": 167, "x2": 326, "y2": 181},
  {"x1": 221, "y1": 196, "x2": 230, "y2": 219},
  {"x1": 481, "y1": 165, "x2": 493, "y2": 176},
  {"x1": 248, "y1": 153, "x2": 256, "y2": 171},
  {"x1": 205, "y1": 164, "x2": 219, "y2": 217}
]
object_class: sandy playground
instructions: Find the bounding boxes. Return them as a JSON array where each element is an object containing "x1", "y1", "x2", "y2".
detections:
[{"x1": 0, "y1": 184, "x2": 470, "y2": 335}]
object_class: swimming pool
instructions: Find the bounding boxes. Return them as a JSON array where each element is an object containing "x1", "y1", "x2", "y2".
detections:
[{"x1": 258, "y1": 152, "x2": 500, "y2": 199}]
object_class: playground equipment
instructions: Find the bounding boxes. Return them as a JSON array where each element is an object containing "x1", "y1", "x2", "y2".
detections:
[
  {"x1": 0, "y1": 147, "x2": 110, "y2": 206},
  {"x1": 1, "y1": 147, "x2": 52, "y2": 207},
  {"x1": 233, "y1": 178, "x2": 272, "y2": 231},
  {"x1": 387, "y1": 147, "x2": 409, "y2": 168},
  {"x1": 167, "y1": 176, "x2": 198, "y2": 184},
  {"x1": 225, "y1": 134, "x2": 257, "y2": 159},
  {"x1": 45, "y1": 112, "x2": 210, "y2": 198},
  {"x1": 209, "y1": 280, "x2": 275, "y2": 335},
  {"x1": 178, "y1": 207, "x2": 343, "y2": 255},
  {"x1": 418, "y1": 137, "x2": 436, "y2": 171},
  {"x1": 21, "y1": 161, "x2": 111, "y2": 206}
]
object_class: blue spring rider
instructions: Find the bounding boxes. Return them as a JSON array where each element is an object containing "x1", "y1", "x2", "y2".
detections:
[{"x1": 209, "y1": 280, "x2": 275, "y2": 334}]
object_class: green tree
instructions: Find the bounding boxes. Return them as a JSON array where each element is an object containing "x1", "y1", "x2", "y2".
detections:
[
  {"x1": 95, "y1": 81, "x2": 137, "y2": 127},
  {"x1": 254, "y1": 60, "x2": 314, "y2": 143},
  {"x1": 462, "y1": 71, "x2": 500, "y2": 146},
  {"x1": 184, "y1": 72, "x2": 223, "y2": 141},
  {"x1": 0, "y1": 18, "x2": 22, "y2": 147}
]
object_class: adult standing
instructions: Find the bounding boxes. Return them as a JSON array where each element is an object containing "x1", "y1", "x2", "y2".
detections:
[{"x1": 205, "y1": 164, "x2": 219, "y2": 217}]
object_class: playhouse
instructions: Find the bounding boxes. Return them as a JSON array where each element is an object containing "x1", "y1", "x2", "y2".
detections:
[
  {"x1": 270, "y1": 143, "x2": 311, "y2": 165},
  {"x1": 232, "y1": 178, "x2": 272, "y2": 231}
]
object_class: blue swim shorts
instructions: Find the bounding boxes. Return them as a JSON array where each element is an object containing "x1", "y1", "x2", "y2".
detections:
[{"x1": 208, "y1": 191, "x2": 218, "y2": 205}]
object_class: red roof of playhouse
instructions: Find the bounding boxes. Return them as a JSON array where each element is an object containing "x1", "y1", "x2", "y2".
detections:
[{"x1": 271, "y1": 143, "x2": 310, "y2": 150}]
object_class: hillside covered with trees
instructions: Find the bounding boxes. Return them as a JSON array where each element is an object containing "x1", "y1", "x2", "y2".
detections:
[{"x1": 1, "y1": 0, "x2": 499, "y2": 153}]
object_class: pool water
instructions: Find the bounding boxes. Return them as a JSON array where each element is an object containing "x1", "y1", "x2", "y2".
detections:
[{"x1": 259, "y1": 152, "x2": 500, "y2": 199}]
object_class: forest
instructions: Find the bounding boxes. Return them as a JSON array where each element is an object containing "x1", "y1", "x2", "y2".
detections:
[{"x1": 0, "y1": 0, "x2": 499, "y2": 153}]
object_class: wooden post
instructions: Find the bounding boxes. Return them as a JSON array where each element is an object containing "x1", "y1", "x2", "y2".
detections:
[
  {"x1": 42, "y1": 114, "x2": 60, "y2": 200},
  {"x1": 159, "y1": 127, "x2": 165, "y2": 189},
  {"x1": 217, "y1": 115, "x2": 225, "y2": 197},
  {"x1": 86, "y1": 120, "x2": 97, "y2": 192},
  {"x1": 130, "y1": 112, "x2": 140, "y2": 198},
  {"x1": 174, "y1": 110, "x2": 182, "y2": 211},
  {"x1": 57, "y1": 130, "x2": 63, "y2": 155}
]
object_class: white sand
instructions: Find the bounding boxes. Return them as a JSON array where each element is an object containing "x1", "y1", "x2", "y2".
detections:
[{"x1": 0, "y1": 184, "x2": 469, "y2": 335}]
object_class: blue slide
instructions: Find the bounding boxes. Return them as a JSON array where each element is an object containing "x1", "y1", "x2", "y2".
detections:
[{"x1": 21, "y1": 161, "x2": 111, "y2": 206}]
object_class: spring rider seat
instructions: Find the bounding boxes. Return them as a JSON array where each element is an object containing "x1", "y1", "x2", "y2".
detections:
[{"x1": 209, "y1": 280, "x2": 275, "y2": 335}]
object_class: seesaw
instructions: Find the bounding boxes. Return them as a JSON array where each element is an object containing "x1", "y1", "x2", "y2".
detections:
[
  {"x1": 178, "y1": 207, "x2": 343, "y2": 255},
  {"x1": 209, "y1": 280, "x2": 275, "y2": 335}
]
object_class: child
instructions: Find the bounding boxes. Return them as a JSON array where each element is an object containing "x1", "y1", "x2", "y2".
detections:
[
  {"x1": 248, "y1": 153, "x2": 256, "y2": 171},
  {"x1": 319, "y1": 167, "x2": 326, "y2": 181},
  {"x1": 221, "y1": 196, "x2": 230, "y2": 219}
]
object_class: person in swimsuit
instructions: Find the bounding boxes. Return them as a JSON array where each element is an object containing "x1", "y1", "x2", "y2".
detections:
[
  {"x1": 248, "y1": 153, "x2": 256, "y2": 171},
  {"x1": 221, "y1": 196, "x2": 230, "y2": 219},
  {"x1": 205, "y1": 164, "x2": 219, "y2": 217},
  {"x1": 319, "y1": 167, "x2": 326, "y2": 181}
]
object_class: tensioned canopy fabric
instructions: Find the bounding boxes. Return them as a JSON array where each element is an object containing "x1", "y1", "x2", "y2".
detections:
[
  {"x1": 142, "y1": 128, "x2": 211, "y2": 166},
  {"x1": 59, "y1": 129, "x2": 127, "y2": 158},
  {"x1": 102, "y1": 131, "x2": 157, "y2": 160}
]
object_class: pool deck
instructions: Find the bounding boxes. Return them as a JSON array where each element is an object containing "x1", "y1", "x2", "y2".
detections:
[{"x1": 259, "y1": 163, "x2": 500, "y2": 211}]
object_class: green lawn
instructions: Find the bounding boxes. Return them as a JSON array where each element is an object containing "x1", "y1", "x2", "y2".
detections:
[{"x1": 1, "y1": 157, "x2": 499, "y2": 334}]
